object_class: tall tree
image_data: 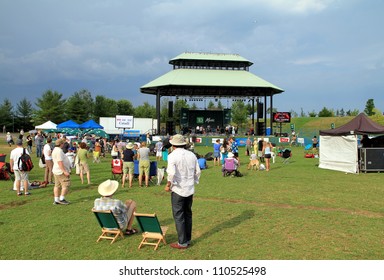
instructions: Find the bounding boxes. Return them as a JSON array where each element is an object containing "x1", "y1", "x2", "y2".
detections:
[
  {"x1": 34, "y1": 90, "x2": 66, "y2": 125},
  {"x1": 160, "y1": 98, "x2": 170, "y2": 123},
  {"x1": 207, "y1": 100, "x2": 215, "y2": 109},
  {"x1": 318, "y1": 107, "x2": 334, "y2": 117},
  {"x1": 364, "y1": 99, "x2": 375, "y2": 116},
  {"x1": 0, "y1": 99, "x2": 14, "y2": 132},
  {"x1": 16, "y1": 98, "x2": 34, "y2": 131},
  {"x1": 134, "y1": 102, "x2": 156, "y2": 118},
  {"x1": 65, "y1": 89, "x2": 94, "y2": 122},
  {"x1": 117, "y1": 100, "x2": 134, "y2": 116},
  {"x1": 217, "y1": 100, "x2": 224, "y2": 109},
  {"x1": 94, "y1": 95, "x2": 118, "y2": 119},
  {"x1": 231, "y1": 100, "x2": 247, "y2": 129},
  {"x1": 173, "y1": 99, "x2": 189, "y2": 126}
]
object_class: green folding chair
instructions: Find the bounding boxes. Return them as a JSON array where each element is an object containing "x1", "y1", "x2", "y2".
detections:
[
  {"x1": 92, "y1": 209, "x2": 124, "y2": 244},
  {"x1": 134, "y1": 212, "x2": 168, "y2": 250}
]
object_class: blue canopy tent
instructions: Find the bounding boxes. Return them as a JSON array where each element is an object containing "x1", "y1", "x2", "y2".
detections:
[
  {"x1": 79, "y1": 119, "x2": 104, "y2": 129},
  {"x1": 57, "y1": 120, "x2": 80, "y2": 129}
]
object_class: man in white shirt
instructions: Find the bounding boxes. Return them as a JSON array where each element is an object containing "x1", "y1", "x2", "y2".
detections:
[
  {"x1": 165, "y1": 134, "x2": 201, "y2": 249},
  {"x1": 52, "y1": 138, "x2": 71, "y2": 205},
  {"x1": 43, "y1": 137, "x2": 53, "y2": 185},
  {"x1": 10, "y1": 139, "x2": 30, "y2": 196}
]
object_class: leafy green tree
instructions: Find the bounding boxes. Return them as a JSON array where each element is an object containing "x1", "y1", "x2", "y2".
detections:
[
  {"x1": 308, "y1": 110, "x2": 317, "y2": 117},
  {"x1": 340, "y1": 108, "x2": 345, "y2": 117},
  {"x1": 364, "y1": 99, "x2": 375, "y2": 116},
  {"x1": 160, "y1": 98, "x2": 170, "y2": 123},
  {"x1": 134, "y1": 102, "x2": 156, "y2": 118},
  {"x1": 190, "y1": 103, "x2": 198, "y2": 110},
  {"x1": 34, "y1": 90, "x2": 66, "y2": 125},
  {"x1": 94, "y1": 95, "x2": 118, "y2": 119},
  {"x1": 117, "y1": 100, "x2": 135, "y2": 116},
  {"x1": 300, "y1": 108, "x2": 306, "y2": 117},
  {"x1": 16, "y1": 98, "x2": 34, "y2": 131},
  {"x1": 0, "y1": 99, "x2": 14, "y2": 132},
  {"x1": 217, "y1": 100, "x2": 224, "y2": 109},
  {"x1": 231, "y1": 100, "x2": 247, "y2": 129},
  {"x1": 318, "y1": 107, "x2": 334, "y2": 117},
  {"x1": 65, "y1": 89, "x2": 94, "y2": 122},
  {"x1": 173, "y1": 99, "x2": 189, "y2": 126},
  {"x1": 207, "y1": 100, "x2": 215, "y2": 109}
]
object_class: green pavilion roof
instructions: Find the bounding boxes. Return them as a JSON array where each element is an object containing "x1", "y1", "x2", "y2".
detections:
[{"x1": 140, "y1": 68, "x2": 283, "y2": 97}]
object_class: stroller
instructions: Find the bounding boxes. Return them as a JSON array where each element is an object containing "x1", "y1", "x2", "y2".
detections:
[{"x1": 281, "y1": 149, "x2": 292, "y2": 164}]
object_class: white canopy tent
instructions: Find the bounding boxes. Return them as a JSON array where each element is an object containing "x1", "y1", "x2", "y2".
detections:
[
  {"x1": 35, "y1": 120, "x2": 57, "y2": 130},
  {"x1": 319, "y1": 113, "x2": 384, "y2": 173}
]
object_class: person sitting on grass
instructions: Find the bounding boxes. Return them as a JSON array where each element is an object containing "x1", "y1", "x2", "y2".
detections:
[
  {"x1": 93, "y1": 179, "x2": 138, "y2": 235},
  {"x1": 197, "y1": 155, "x2": 208, "y2": 170}
]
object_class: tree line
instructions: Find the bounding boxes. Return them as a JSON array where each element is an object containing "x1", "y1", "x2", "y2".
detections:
[{"x1": 0, "y1": 88, "x2": 378, "y2": 133}]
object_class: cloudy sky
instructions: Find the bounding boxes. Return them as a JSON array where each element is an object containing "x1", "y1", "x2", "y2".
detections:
[{"x1": 1, "y1": 0, "x2": 383, "y2": 114}]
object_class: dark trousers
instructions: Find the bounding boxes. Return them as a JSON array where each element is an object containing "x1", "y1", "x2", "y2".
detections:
[{"x1": 171, "y1": 192, "x2": 193, "y2": 246}]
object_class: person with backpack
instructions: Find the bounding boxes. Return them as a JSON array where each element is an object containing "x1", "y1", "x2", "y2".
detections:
[{"x1": 9, "y1": 139, "x2": 31, "y2": 196}]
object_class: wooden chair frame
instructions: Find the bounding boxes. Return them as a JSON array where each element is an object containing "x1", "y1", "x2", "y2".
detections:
[
  {"x1": 92, "y1": 209, "x2": 124, "y2": 244},
  {"x1": 134, "y1": 212, "x2": 168, "y2": 250}
]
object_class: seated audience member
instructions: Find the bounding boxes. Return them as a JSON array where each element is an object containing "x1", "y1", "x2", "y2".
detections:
[
  {"x1": 93, "y1": 179, "x2": 138, "y2": 235},
  {"x1": 223, "y1": 152, "x2": 242, "y2": 177},
  {"x1": 197, "y1": 155, "x2": 208, "y2": 170}
]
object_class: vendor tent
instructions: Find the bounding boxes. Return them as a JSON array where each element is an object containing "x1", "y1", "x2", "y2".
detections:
[
  {"x1": 35, "y1": 120, "x2": 57, "y2": 130},
  {"x1": 319, "y1": 113, "x2": 384, "y2": 173},
  {"x1": 79, "y1": 119, "x2": 103, "y2": 129},
  {"x1": 57, "y1": 120, "x2": 80, "y2": 129}
]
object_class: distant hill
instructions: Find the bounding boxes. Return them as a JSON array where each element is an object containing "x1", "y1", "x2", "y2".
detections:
[{"x1": 275, "y1": 115, "x2": 384, "y2": 138}]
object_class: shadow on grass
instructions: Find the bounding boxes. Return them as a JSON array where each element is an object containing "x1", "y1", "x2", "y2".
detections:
[{"x1": 193, "y1": 209, "x2": 255, "y2": 245}]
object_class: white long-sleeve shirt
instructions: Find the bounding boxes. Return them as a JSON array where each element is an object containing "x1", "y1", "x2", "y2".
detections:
[{"x1": 166, "y1": 147, "x2": 201, "y2": 197}]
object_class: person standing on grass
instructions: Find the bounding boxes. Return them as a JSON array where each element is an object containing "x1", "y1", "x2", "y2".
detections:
[
  {"x1": 121, "y1": 142, "x2": 135, "y2": 188},
  {"x1": 137, "y1": 141, "x2": 150, "y2": 187},
  {"x1": 77, "y1": 142, "x2": 91, "y2": 185},
  {"x1": 263, "y1": 141, "x2": 272, "y2": 172},
  {"x1": 42, "y1": 137, "x2": 53, "y2": 186},
  {"x1": 155, "y1": 139, "x2": 163, "y2": 161},
  {"x1": 52, "y1": 138, "x2": 71, "y2": 205},
  {"x1": 10, "y1": 139, "x2": 30, "y2": 196},
  {"x1": 213, "y1": 138, "x2": 221, "y2": 166},
  {"x1": 165, "y1": 134, "x2": 201, "y2": 249}
]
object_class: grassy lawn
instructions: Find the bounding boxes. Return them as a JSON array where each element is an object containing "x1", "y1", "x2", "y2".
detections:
[{"x1": 0, "y1": 139, "x2": 383, "y2": 260}]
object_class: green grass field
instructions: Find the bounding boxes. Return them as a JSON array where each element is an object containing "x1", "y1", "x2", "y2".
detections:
[{"x1": 0, "y1": 137, "x2": 383, "y2": 260}]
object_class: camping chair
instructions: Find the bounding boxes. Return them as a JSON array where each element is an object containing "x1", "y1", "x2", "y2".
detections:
[
  {"x1": 133, "y1": 160, "x2": 157, "y2": 185},
  {"x1": 111, "y1": 159, "x2": 123, "y2": 181},
  {"x1": 92, "y1": 209, "x2": 124, "y2": 244},
  {"x1": 281, "y1": 149, "x2": 292, "y2": 164},
  {"x1": 222, "y1": 158, "x2": 237, "y2": 176},
  {"x1": 134, "y1": 212, "x2": 168, "y2": 250}
]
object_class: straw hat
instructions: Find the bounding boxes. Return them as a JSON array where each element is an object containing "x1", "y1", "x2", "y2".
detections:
[
  {"x1": 228, "y1": 152, "x2": 234, "y2": 158},
  {"x1": 126, "y1": 142, "x2": 134, "y2": 149},
  {"x1": 98, "y1": 179, "x2": 119, "y2": 197},
  {"x1": 55, "y1": 138, "x2": 65, "y2": 145},
  {"x1": 170, "y1": 134, "x2": 186, "y2": 146}
]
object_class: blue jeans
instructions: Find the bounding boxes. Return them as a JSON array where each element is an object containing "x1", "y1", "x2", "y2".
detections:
[{"x1": 171, "y1": 192, "x2": 193, "y2": 246}]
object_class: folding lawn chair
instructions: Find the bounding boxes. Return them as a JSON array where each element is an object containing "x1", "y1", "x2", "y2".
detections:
[
  {"x1": 222, "y1": 158, "x2": 237, "y2": 176},
  {"x1": 92, "y1": 209, "x2": 124, "y2": 244},
  {"x1": 111, "y1": 159, "x2": 123, "y2": 181},
  {"x1": 134, "y1": 212, "x2": 168, "y2": 250}
]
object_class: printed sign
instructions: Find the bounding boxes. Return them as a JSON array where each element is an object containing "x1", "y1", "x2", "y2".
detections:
[{"x1": 115, "y1": 115, "x2": 134, "y2": 129}]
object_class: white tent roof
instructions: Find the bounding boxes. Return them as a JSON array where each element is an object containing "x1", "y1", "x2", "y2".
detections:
[{"x1": 35, "y1": 120, "x2": 57, "y2": 130}]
